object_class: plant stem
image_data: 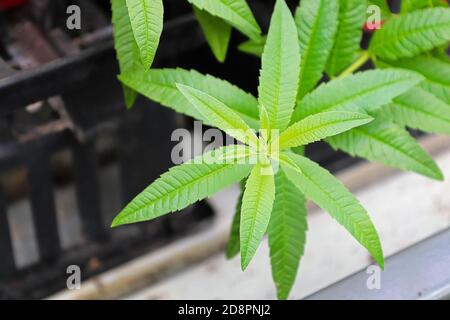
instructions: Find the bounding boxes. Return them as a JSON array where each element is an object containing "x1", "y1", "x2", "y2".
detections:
[{"x1": 337, "y1": 51, "x2": 371, "y2": 79}]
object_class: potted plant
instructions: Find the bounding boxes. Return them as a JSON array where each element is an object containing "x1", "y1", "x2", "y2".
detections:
[{"x1": 110, "y1": 0, "x2": 450, "y2": 299}]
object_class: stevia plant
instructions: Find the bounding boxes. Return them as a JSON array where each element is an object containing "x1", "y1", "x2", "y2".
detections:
[
  {"x1": 111, "y1": 0, "x2": 450, "y2": 299},
  {"x1": 112, "y1": 0, "x2": 263, "y2": 107},
  {"x1": 239, "y1": 0, "x2": 450, "y2": 181}
]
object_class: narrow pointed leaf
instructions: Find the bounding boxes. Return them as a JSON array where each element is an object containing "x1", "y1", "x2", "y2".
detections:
[
  {"x1": 420, "y1": 81, "x2": 450, "y2": 106},
  {"x1": 226, "y1": 180, "x2": 246, "y2": 259},
  {"x1": 187, "y1": 0, "x2": 261, "y2": 41},
  {"x1": 111, "y1": 0, "x2": 141, "y2": 107},
  {"x1": 292, "y1": 69, "x2": 423, "y2": 122},
  {"x1": 378, "y1": 88, "x2": 450, "y2": 134},
  {"x1": 238, "y1": 38, "x2": 265, "y2": 57},
  {"x1": 177, "y1": 84, "x2": 259, "y2": 147},
  {"x1": 112, "y1": 146, "x2": 254, "y2": 227},
  {"x1": 295, "y1": 0, "x2": 339, "y2": 98},
  {"x1": 194, "y1": 6, "x2": 232, "y2": 63},
  {"x1": 226, "y1": 203, "x2": 241, "y2": 259},
  {"x1": 326, "y1": 0, "x2": 367, "y2": 77},
  {"x1": 369, "y1": 8, "x2": 450, "y2": 60},
  {"x1": 276, "y1": 112, "x2": 373, "y2": 150},
  {"x1": 327, "y1": 119, "x2": 444, "y2": 180},
  {"x1": 123, "y1": 85, "x2": 138, "y2": 109},
  {"x1": 377, "y1": 55, "x2": 450, "y2": 88},
  {"x1": 401, "y1": 0, "x2": 448, "y2": 13},
  {"x1": 240, "y1": 164, "x2": 275, "y2": 270},
  {"x1": 291, "y1": 146, "x2": 306, "y2": 157},
  {"x1": 126, "y1": 0, "x2": 163, "y2": 70},
  {"x1": 112, "y1": 0, "x2": 142, "y2": 73},
  {"x1": 259, "y1": 105, "x2": 271, "y2": 143},
  {"x1": 119, "y1": 68, "x2": 259, "y2": 129},
  {"x1": 280, "y1": 152, "x2": 384, "y2": 268},
  {"x1": 377, "y1": 55, "x2": 450, "y2": 105},
  {"x1": 258, "y1": 0, "x2": 301, "y2": 131},
  {"x1": 268, "y1": 170, "x2": 307, "y2": 300}
]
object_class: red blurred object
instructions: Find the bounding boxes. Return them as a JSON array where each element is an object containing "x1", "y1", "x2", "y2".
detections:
[
  {"x1": 0, "y1": 0, "x2": 26, "y2": 11},
  {"x1": 363, "y1": 20, "x2": 385, "y2": 33}
]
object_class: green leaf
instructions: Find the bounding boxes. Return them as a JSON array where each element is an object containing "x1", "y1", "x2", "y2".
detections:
[
  {"x1": 259, "y1": 105, "x2": 271, "y2": 143},
  {"x1": 291, "y1": 146, "x2": 306, "y2": 157},
  {"x1": 112, "y1": 146, "x2": 254, "y2": 227},
  {"x1": 377, "y1": 55, "x2": 450, "y2": 87},
  {"x1": 292, "y1": 69, "x2": 423, "y2": 122},
  {"x1": 378, "y1": 87, "x2": 450, "y2": 134},
  {"x1": 238, "y1": 38, "x2": 265, "y2": 57},
  {"x1": 295, "y1": 0, "x2": 339, "y2": 98},
  {"x1": 112, "y1": 0, "x2": 141, "y2": 73},
  {"x1": 111, "y1": 0, "x2": 142, "y2": 107},
  {"x1": 258, "y1": 0, "x2": 301, "y2": 131},
  {"x1": 187, "y1": 0, "x2": 262, "y2": 41},
  {"x1": 431, "y1": 46, "x2": 450, "y2": 63},
  {"x1": 420, "y1": 81, "x2": 450, "y2": 106},
  {"x1": 275, "y1": 112, "x2": 373, "y2": 150},
  {"x1": 176, "y1": 84, "x2": 259, "y2": 147},
  {"x1": 225, "y1": 184, "x2": 244, "y2": 259},
  {"x1": 326, "y1": 0, "x2": 367, "y2": 77},
  {"x1": 194, "y1": 6, "x2": 232, "y2": 63},
  {"x1": 268, "y1": 170, "x2": 307, "y2": 300},
  {"x1": 327, "y1": 119, "x2": 444, "y2": 180},
  {"x1": 377, "y1": 55, "x2": 450, "y2": 105},
  {"x1": 369, "y1": 8, "x2": 450, "y2": 60},
  {"x1": 280, "y1": 152, "x2": 384, "y2": 268},
  {"x1": 125, "y1": 0, "x2": 163, "y2": 70},
  {"x1": 123, "y1": 84, "x2": 138, "y2": 109},
  {"x1": 118, "y1": 68, "x2": 260, "y2": 129},
  {"x1": 401, "y1": 0, "x2": 448, "y2": 13},
  {"x1": 240, "y1": 164, "x2": 275, "y2": 270}
]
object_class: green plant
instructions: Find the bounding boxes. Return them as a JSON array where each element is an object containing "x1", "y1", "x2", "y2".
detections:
[
  {"x1": 240, "y1": 0, "x2": 450, "y2": 181},
  {"x1": 112, "y1": 0, "x2": 262, "y2": 107},
  {"x1": 111, "y1": 0, "x2": 450, "y2": 299}
]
